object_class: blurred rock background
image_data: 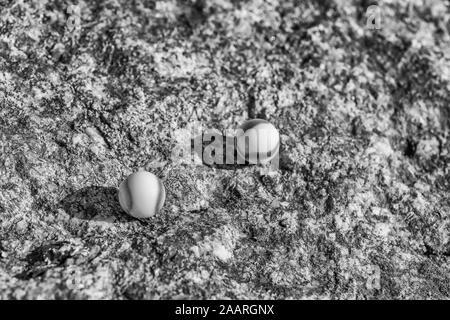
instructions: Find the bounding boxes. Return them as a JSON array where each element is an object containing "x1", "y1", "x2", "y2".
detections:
[{"x1": 0, "y1": 0, "x2": 449, "y2": 299}]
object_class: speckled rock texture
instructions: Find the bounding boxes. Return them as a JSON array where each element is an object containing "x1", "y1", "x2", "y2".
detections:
[{"x1": 0, "y1": 0, "x2": 449, "y2": 299}]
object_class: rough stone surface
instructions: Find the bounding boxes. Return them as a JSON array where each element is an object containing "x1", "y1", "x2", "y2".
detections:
[{"x1": 0, "y1": 0, "x2": 449, "y2": 299}]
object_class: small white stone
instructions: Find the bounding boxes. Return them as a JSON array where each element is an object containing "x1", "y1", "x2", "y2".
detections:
[
  {"x1": 236, "y1": 119, "x2": 280, "y2": 164},
  {"x1": 118, "y1": 171, "x2": 165, "y2": 218}
]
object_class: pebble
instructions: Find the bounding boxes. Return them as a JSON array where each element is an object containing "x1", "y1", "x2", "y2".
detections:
[
  {"x1": 236, "y1": 119, "x2": 280, "y2": 164},
  {"x1": 118, "y1": 171, "x2": 165, "y2": 218}
]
